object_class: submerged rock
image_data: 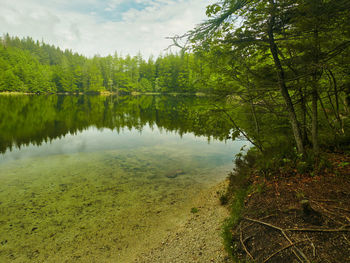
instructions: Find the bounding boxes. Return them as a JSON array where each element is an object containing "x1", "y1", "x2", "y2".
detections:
[{"x1": 165, "y1": 169, "x2": 185, "y2": 179}]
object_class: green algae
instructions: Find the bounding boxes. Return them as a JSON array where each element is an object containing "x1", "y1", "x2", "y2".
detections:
[{"x1": 0, "y1": 143, "x2": 234, "y2": 262}]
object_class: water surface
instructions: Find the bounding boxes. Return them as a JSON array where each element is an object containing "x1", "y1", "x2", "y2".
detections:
[{"x1": 0, "y1": 95, "x2": 247, "y2": 262}]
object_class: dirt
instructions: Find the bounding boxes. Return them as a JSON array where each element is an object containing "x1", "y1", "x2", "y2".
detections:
[
  {"x1": 134, "y1": 180, "x2": 232, "y2": 263},
  {"x1": 232, "y1": 152, "x2": 350, "y2": 263}
]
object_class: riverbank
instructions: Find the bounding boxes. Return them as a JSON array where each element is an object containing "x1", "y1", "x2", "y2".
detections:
[
  {"x1": 226, "y1": 152, "x2": 350, "y2": 262},
  {"x1": 134, "y1": 180, "x2": 231, "y2": 263}
]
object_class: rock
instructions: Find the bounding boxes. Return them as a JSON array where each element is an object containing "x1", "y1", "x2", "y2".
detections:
[{"x1": 165, "y1": 169, "x2": 185, "y2": 179}]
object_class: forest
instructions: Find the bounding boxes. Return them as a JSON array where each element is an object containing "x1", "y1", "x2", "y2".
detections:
[{"x1": 0, "y1": 34, "x2": 217, "y2": 94}]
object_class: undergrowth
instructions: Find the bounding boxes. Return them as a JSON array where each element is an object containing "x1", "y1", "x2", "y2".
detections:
[
  {"x1": 221, "y1": 149, "x2": 256, "y2": 261},
  {"x1": 221, "y1": 144, "x2": 346, "y2": 261}
]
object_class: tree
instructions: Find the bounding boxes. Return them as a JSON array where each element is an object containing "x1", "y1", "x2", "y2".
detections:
[{"x1": 188, "y1": 0, "x2": 350, "y2": 156}]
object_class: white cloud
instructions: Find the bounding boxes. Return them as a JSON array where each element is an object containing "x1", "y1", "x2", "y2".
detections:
[{"x1": 0, "y1": 0, "x2": 214, "y2": 58}]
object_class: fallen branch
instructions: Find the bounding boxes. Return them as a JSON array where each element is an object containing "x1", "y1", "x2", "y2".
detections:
[
  {"x1": 243, "y1": 234, "x2": 253, "y2": 243},
  {"x1": 310, "y1": 200, "x2": 345, "y2": 225},
  {"x1": 244, "y1": 216, "x2": 350, "y2": 233},
  {"x1": 314, "y1": 199, "x2": 338, "y2": 203},
  {"x1": 241, "y1": 214, "x2": 278, "y2": 232},
  {"x1": 244, "y1": 217, "x2": 283, "y2": 231},
  {"x1": 263, "y1": 240, "x2": 309, "y2": 263},
  {"x1": 312, "y1": 199, "x2": 350, "y2": 222},
  {"x1": 345, "y1": 216, "x2": 350, "y2": 224},
  {"x1": 286, "y1": 227, "x2": 350, "y2": 232},
  {"x1": 244, "y1": 217, "x2": 310, "y2": 263},
  {"x1": 308, "y1": 237, "x2": 316, "y2": 257},
  {"x1": 333, "y1": 206, "x2": 350, "y2": 213},
  {"x1": 343, "y1": 234, "x2": 350, "y2": 245},
  {"x1": 281, "y1": 230, "x2": 307, "y2": 263},
  {"x1": 240, "y1": 224, "x2": 254, "y2": 261}
]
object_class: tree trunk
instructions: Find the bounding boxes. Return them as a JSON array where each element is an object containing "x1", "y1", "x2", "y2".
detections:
[
  {"x1": 328, "y1": 69, "x2": 340, "y2": 119},
  {"x1": 298, "y1": 84, "x2": 309, "y2": 146},
  {"x1": 246, "y1": 77, "x2": 260, "y2": 134},
  {"x1": 267, "y1": 0, "x2": 305, "y2": 154},
  {"x1": 312, "y1": 80, "x2": 319, "y2": 155},
  {"x1": 344, "y1": 84, "x2": 350, "y2": 115},
  {"x1": 311, "y1": 29, "x2": 320, "y2": 156}
]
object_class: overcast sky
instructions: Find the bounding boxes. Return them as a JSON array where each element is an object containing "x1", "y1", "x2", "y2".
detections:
[{"x1": 0, "y1": 0, "x2": 212, "y2": 58}]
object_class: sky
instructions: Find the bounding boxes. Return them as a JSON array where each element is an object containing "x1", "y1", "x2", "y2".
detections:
[{"x1": 0, "y1": 0, "x2": 213, "y2": 58}]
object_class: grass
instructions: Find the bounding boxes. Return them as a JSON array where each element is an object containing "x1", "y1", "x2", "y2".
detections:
[
  {"x1": 190, "y1": 207, "x2": 199, "y2": 213},
  {"x1": 220, "y1": 148, "x2": 261, "y2": 261},
  {"x1": 222, "y1": 187, "x2": 250, "y2": 258}
]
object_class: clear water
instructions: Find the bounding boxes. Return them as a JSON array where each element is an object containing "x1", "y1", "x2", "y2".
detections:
[{"x1": 0, "y1": 95, "x2": 248, "y2": 262}]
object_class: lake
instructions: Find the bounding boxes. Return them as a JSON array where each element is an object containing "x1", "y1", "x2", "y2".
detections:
[{"x1": 0, "y1": 95, "x2": 247, "y2": 262}]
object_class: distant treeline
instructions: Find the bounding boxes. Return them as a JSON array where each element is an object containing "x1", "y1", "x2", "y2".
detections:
[{"x1": 0, "y1": 34, "x2": 216, "y2": 94}]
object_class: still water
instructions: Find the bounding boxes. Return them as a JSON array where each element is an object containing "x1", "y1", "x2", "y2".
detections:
[{"x1": 0, "y1": 95, "x2": 247, "y2": 262}]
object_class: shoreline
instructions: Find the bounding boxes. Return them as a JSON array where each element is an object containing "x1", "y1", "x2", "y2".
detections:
[{"x1": 133, "y1": 180, "x2": 231, "y2": 263}]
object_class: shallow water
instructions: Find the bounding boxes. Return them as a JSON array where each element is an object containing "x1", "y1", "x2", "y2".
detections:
[{"x1": 0, "y1": 95, "x2": 247, "y2": 262}]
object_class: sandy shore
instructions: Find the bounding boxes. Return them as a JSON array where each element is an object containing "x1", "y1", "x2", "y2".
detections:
[{"x1": 134, "y1": 180, "x2": 232, "y2": 263}]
